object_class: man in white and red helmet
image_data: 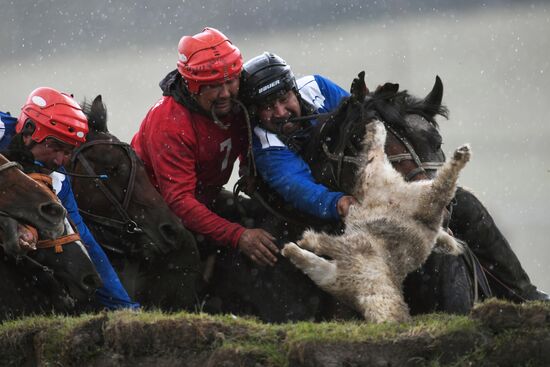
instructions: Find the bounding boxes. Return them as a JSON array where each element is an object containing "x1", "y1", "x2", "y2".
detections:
[
  {"x1": 4, "y1": 87, "x2": 139, "y2": 310},
  {"x1": 131, "y1": 27, "x2": 278, "y2": 267}
]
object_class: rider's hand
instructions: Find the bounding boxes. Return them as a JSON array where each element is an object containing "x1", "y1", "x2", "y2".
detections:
[
  {"x1": 337, "y1": 195, "x2": 357, "y2": 218},
  {"x1": 238, "y1": 228, "x2": 279, "y2": 267}
]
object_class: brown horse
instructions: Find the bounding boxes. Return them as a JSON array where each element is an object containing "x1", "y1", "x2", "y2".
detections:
[
  {"x1": 0, "y1": 154, "x2": 101, "y2": 320},
  {"x1": 70, "y1": 96, "x2": 200, "y2": 310},
  {"x1": 0, "y1": 153, "x2": 66, "y2": 256}
]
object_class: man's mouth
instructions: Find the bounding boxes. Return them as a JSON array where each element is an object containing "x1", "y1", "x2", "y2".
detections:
[{"x1": 214, "y1": 99, "x2": 231, "y2": 109}]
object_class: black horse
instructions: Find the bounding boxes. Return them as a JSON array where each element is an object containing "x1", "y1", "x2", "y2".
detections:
[
  {"x1": 205, "y1": 74, "x2": 480, "y2": 322},
  {"x1": 302, "y1": 73, "x2": 483, "y2": 314},
  {"x1": 71, "y1": 96, "x2": 201, "y2": 311}
]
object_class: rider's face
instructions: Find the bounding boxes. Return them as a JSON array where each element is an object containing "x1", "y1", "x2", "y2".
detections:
[
  {"x1": 26, "y1": 137, "x2": 74, "y2": 170},
  {"x1": 257, "y1": 90, "x2": 301, "y2": 134},
  {"x1": 194, "y1": 76, "x2": 240, "y2": 117}
]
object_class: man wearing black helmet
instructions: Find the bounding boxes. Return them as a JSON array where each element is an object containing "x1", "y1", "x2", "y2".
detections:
[
  {"x1": 240, "y1": 52, "x2": 356, "y2": 220},
  {"x1": 240, "y1": 52, "x2": 549, "y2": 303}
]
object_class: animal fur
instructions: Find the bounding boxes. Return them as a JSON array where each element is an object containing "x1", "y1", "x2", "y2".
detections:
[{"x1": 282, "y1": 121, "x2": 470, "y2": 323}]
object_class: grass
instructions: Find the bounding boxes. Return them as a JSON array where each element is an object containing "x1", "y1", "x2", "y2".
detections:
[{"x1": 0, "y1": 300, "x2": 548, "y2": 366}]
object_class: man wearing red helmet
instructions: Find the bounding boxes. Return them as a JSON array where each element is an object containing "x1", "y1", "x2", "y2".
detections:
[
  {"x1": 3, "y1": 87, "x2": 139, "y2": 310},
  {"x1": 131, "y1": 27, "x2": 278, "y2": 267}
]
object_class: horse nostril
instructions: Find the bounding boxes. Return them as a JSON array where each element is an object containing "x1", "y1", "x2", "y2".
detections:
[
  {"x1": 159, "y1": 223, "x2": 179, "y2": 246},
  {"x1": 82, "y1": 273, "x2": 103, "y2": 291},
  {"x1": 38, "y1": 202, "x2": 66, "y2": 222}
]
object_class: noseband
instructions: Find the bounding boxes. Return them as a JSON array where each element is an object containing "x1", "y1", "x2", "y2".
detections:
[
  {"x1": 71, "y1": 140, "x2": 143, "y2": 242},
  {"x1": 320, "y1": 118, "x2": 444, "y2": 188}
]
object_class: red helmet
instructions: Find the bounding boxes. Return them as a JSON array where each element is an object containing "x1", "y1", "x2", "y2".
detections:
[
  {"x1": 17, "y1": 87, "x2": 88, "y2": 147},
  {"x1": 176, "y1": 27, "x2": 243, "y2": 94}
]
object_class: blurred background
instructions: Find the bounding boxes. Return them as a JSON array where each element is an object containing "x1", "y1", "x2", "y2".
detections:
[{"x1": 2, "y1": 0, "x2": 549, "y2": 292}]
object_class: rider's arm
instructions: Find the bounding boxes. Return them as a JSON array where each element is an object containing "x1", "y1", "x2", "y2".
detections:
[
  {"x1": 143, "y1": 122, "x2": 246, "y2": 248},
  {"x1": 297, "y1": 75, "x2": 350, "y2": 113},
  {"x1": 56, "y1": 174, "x2": 139, "y2": 310},
  {"x1": 254, "y1": 144, "x2": 344, "y2": 220}
]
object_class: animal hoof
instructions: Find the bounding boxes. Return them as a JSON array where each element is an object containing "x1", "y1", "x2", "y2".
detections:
[
  {"x1": 453, "y1": 144, "x2": 471, "y2": 162},
  {"x1": 281, "y1": 242, "x2": 299, "y2": 258}
]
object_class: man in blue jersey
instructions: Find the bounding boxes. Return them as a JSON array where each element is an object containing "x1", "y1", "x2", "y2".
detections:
[
  {"x1": 3, "y1": 87, "x2": 139, "y2": 310},
  {"x1": 0, "y1": 111, "x2": 17, "y2": 150},
  {"x1": 239, "y1": 52, "x2": 549, "y2": 302},
  {"x1": 240, "y1": 52, "x2": 356, "y2": 220}
]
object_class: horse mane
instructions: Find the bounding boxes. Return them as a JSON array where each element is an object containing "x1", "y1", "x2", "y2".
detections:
[
  {"x1": 312, "y1": 79, "x2": 449, "y2": 156},
  {"x1": 80, "y1": 95, "x2": 109, "y2": 135}
]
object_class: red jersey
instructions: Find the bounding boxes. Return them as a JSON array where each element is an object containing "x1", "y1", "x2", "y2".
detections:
[{"x1": 131, "y1": 94, "x2": 248, "y2": 247}]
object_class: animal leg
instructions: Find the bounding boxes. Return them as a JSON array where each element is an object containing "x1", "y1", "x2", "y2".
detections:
[
  {"x1": 416, "y1": 144, "x2": 471, "y2": 224},
  {"x1": 433, "y1": 228, "x2": 464, "y2": 256},
  {"x1": 357, "y1": 276, "x2": 411, "y2": 323},
  {"x1": 282, "y1": 242, "x2": 337, "y2": 288},
  {"x1": 296, "y1": 229, "x2": 343, "y2": 259},
  {"x1": 364, "y1": 120, "x2": 387, "y2": 155},
  {"x1": 354, "y1": 120, "x2": 390, "y2": 199}
]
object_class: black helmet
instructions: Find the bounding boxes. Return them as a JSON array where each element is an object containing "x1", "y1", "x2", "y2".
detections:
[{"x1": 240, "y1": 52, "x2": 297, "y2": 107}]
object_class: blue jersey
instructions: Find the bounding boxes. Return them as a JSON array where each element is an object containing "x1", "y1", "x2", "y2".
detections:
[
  {"x1": 0, "y1": 111, "x2": 18, "y2": 150},
  {"x1": 252, "y1": 75, "x2": 349, "y2": 220},
  {"x1": 47, "y1": 166, "x2": 139, "y2": 310}
]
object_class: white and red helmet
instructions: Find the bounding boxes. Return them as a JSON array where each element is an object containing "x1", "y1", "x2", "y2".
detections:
[
  {"x1": 176, "y1": 27, "x2": 243, "y2": 94},
  {"x1": 17, "y1": 87, "x2": 88, "y2": 147}
]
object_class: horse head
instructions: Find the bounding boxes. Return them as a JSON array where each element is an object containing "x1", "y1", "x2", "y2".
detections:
[
  {"x1": 0, "y1": 160, "x2": 102, "y2": 310},
  {"x1": 0, "y1": 153, "x2": 66, "y2": 244},
  {"x1": 305, "y1": 73, "x2": 448, "y2": 194},
  {"x1": 72, "y1": 95, "x2": 199, "y2": 264},
  {"x1": 26, "y1": 216, "x2": 103, "y2": 307}
]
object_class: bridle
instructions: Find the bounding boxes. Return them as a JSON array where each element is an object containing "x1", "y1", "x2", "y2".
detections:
[
  {"x1": 71, "y1": 140, "x2": 144, "y2": 240},
  {"x1": 318, "y1": 115, "x2": 444, "y2": 190}
]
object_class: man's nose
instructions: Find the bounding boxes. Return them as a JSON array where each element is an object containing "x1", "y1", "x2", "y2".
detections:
[
  {"x1": 56, "y1": 152, "x2": 69, "y2": 166},
  {"x1": 272, "y1": 102, "x2": 288, "y2": 118},
  {"x1": 218, "y1": 83, "x2": 231, "y2": 98}
]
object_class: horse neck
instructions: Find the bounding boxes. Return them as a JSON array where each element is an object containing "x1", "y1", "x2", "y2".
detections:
[{"x1": 86, "y1": 131, "x2": 118, "y2": 143}]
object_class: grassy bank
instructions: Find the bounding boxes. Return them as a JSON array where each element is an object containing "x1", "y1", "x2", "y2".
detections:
[{"x1": 1, "y1": 299, "x2": 549, "y2": 366}]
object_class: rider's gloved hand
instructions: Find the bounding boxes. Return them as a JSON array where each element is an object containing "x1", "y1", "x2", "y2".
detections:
[
  {"x1": 238, "y1": 228, "x2": 279, "y2": 267},
  {"x1": 337, "y1": 195, "x2": 357, "y2": 218}
]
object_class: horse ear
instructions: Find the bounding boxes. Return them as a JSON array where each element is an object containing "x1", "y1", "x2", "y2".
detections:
[
  {"x1": 86, "y1": 95, "x2": 109, "y2": 133},
  {"x1": 350, "y1": 71, "x2": 369, "y2": 102},
  {"x1": 92, "y1": 95, "x2": 103, "y2": 105},
  {"x1": 377, "y1": 82, "x2": 399, "y2": 94},
  {"x1": 424, "y1": 76, "x2": 443, "y2": 107}
]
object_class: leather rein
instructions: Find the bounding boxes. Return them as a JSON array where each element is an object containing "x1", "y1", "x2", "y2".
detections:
[{"x1": 71, "y1": 140, "x2": 143, "y2": 237}]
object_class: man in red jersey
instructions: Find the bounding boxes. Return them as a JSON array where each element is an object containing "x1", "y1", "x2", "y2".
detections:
[{"x1": 131, "y1": 27, "x2": 278, "y2": 267}]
